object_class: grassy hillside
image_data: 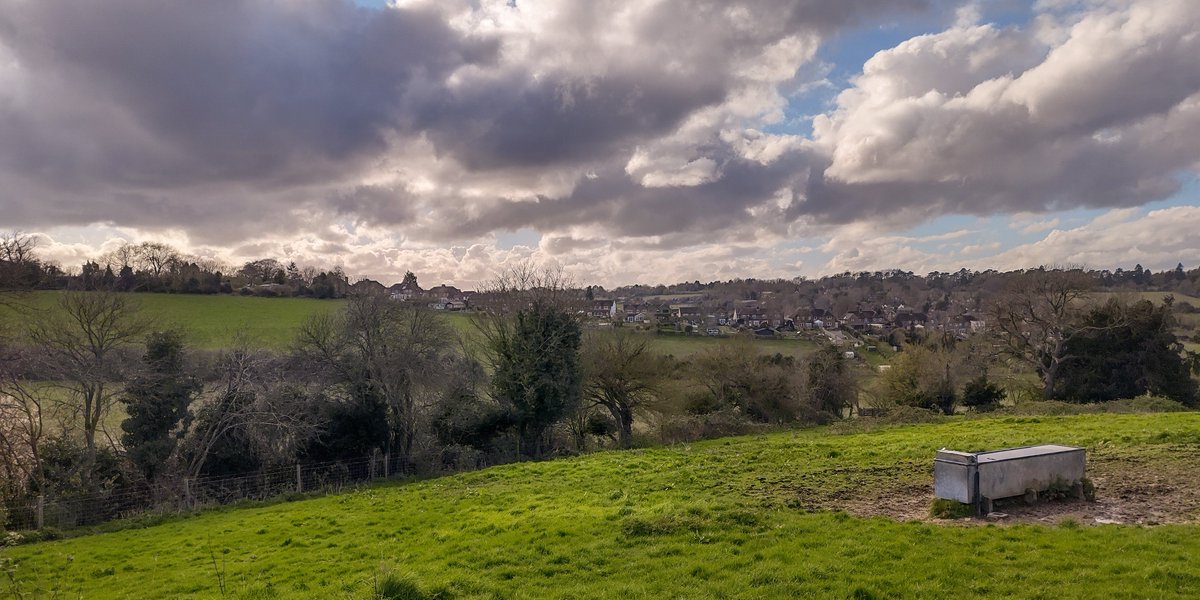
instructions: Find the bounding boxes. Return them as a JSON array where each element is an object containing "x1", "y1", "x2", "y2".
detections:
[
  {"x1": 6, "y1": 412, "x2": 1200, "y2": 599},
  {"x1": 1, "y1": 291, "x2": 344, "y2": 350},
  {"x1": 2, "y1": 292, "x2": 814, "y2": 358}
]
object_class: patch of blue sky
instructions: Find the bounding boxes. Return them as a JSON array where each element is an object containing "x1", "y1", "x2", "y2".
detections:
[
  {"x1": 495, "y1": 227, "x2": 541, "y2": 250},
  {"x1": 767, "y1": 2, "x2": 1037, "y2": 139}
]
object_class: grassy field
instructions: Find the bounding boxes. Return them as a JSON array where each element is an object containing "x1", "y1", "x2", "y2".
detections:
[
  {"x1": 1, "y1": 291, "x2": 344, "y2": 350},
  {"x1": 6, "y1": 412, "x2": 1200, "y2": 598},
  {"x1": 1, "y1": 292, "x2": 815, "y2": 358}
]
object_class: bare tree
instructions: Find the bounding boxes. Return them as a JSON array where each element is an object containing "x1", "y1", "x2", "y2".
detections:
[
  {"x1": 180, "y1": 343, "x2": 319, "y2": 478},
  {"x1": 295, "y1": 291, "x2": 453, "y2": 469},
  {"x1": 0, "y1": 231, "x2": 37, "y2": 265},
  {"x1": 101, "y1": 243, "x2": 140, "y2": 271},
  {"x1": 582, "y1": 331, "x2": 660, "y2": 448},
  {"x1": 988, "y1": 268, "x2": 1099, "y2": 398},
  {"x1": 0, "y1": 231, "x2": 41, "y2": 294},
  {"x1": 136, "y1": 242, "x2": 180, "y2": 277},
  {"x1": 0, "y1": 355, "x2": 57, "y2": 502},
  {"x1": 23, "y1": 292, "x2": 152, "y2": 487}
]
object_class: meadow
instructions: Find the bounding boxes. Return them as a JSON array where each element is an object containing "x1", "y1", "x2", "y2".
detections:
[
  {"x1": 5, "y1": 412, "x2": 1200, "y2": 599},
  {"x1": 0, "y1": 292, "x2": 817, "y2": 358},
  {"x1": 2, "y1": 291, "x2": 343, "y2": 350}
]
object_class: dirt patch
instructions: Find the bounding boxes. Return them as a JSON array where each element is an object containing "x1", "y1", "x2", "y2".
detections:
[{"x1": 749, "y1": 446, "x2": 1200, "y2": 526}]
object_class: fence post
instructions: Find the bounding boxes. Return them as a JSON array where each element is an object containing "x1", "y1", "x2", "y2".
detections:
[
  {"x1": 36, "y1": 494, "x2": 45, "y2": 530},
  {"x1": 384, "y1": 452, "x2": 390, "y2": 478},
  {"x1": 296, "y1": 464, "x2": 302, "y2": 494},
  {"x1": 183, "y1": 478, "x2": 192, "y2": 510}
]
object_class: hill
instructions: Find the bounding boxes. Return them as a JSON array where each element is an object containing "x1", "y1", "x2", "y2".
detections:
[
  {"x1": 6, "y1": 412, "x2": 1200, "y2": 598},
  {"x1": 1, "y1": 291, "x2": 344, "y2": 350},
  {"x1": 0, "y1": 292, "x2": 816, "y2": 358}
]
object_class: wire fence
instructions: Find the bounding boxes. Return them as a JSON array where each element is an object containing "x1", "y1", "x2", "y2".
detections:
[{"x1": 4, "y1": 452, "x2": 403, "y2": 533}]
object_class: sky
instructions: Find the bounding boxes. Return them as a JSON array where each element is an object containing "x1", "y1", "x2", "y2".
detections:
[{"x1": 1, "y1": 0, "x2": 1198, "y2": 288}]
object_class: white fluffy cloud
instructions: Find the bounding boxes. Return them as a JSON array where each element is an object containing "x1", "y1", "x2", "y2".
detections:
[{"x1": 3, "y1": 0, "x2": 1200, "y2": 286}]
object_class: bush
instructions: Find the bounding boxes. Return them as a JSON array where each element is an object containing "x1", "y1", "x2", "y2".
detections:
[{"x1": 961, "y1": 375, "x2": 1005, "y2": 412}]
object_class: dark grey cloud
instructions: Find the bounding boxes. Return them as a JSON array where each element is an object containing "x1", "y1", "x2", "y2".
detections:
[
  {"x1": 0, "y1": 0, "x2": 494, "y2": 190},
  {"x1": 0, "y1": 0, "x2": 937, "y2": 243},
  {"x1": 10, "y1": 0, "x2": 1195, "y2": 259}
]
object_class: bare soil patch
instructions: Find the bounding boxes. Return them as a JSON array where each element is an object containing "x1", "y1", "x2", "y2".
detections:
[{"x1": 749, "y1": 446, "x2": 1200, "y2": 525}]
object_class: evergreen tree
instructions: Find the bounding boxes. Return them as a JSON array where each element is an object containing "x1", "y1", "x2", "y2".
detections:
[
  {"x1": 1054, "y1": 299, "x2": 1197, "y2": 405},
  {"x1": 120, "y1": 331, "x2": 200, "y2": 481},
  {"x1": 492, "y1": 303, "x2": 583, "y2": 457}
]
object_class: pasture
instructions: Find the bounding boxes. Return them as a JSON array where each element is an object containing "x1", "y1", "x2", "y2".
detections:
[
  {"x1": 0, "y1": 292, "x2": 816, "y2": 359},
  {"x1": 5, "y1": 412, "x2": 1200, "y2": 598}
]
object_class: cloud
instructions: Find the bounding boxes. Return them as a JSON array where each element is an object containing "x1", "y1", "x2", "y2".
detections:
[
  {"x1": 809, "y1": 0, "x2": 1200, "y2": 223},
  {"x1": 983, "y1": 205, "x2": 1200, "y2": 271},
  {"x1": 2, "y1": 0, "x2": 1200, "y2": 287}
]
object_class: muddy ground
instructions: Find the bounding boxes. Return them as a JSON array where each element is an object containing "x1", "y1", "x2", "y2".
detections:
[{"x1": 749, "y1": 445, "x2": 1200, "y2": 525}]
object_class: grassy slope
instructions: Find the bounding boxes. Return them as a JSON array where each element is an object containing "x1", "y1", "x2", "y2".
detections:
[
  {"x1": 3, "y1": 293, "x2": 813, "y2": 358},
  {"x1": 7, "y1": 413, "x2": 1200, "y2": 599},
  {"x1": 2, "y1": 291, "x2": 344, "y2": 350}
]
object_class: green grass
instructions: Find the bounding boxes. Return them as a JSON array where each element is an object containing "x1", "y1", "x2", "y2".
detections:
[
  {"x1": 7, "y1": 412, "x2": 1200, "y2": 598},
  {"x1": 2, "y1": 291, "x2": 344, "y2": 350},
  {"x1": 633, "y1": 332, "x2": 816, "y2": 359},
  {"x1": 3, "y1": 293, "x2": 812, "y2": 358}
]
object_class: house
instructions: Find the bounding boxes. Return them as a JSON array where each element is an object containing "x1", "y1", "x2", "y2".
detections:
[
  {"x1": 671, "y1": 304, "x2": 702, "y2": 319},
  {"x1": 894, "y1": 312, "x2": 928, "y2": 328},
  {"x1": 388, "y1": 281, "x2": 422, "y2": 301},
  {"x1": 947, "y1": 314, "x2": 986, "y2": 335},
  {"x1": 427, "y1": 284, "x2": 464, "y2": 300},
  {"x1": 589, "y1": 300, "x2": 618, "y2": 319}
]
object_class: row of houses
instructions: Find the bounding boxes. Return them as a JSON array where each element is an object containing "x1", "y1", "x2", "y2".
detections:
[
  {"x1": 388, "y1": 282, "x2": 473, "y2": 311},
  {"x1": 586, "y1": 298, "x2": 986, "y2": 336}
]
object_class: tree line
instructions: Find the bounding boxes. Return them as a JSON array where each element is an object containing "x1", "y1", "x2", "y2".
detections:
[
  {"x1": 0, "y1": 265, "x2": 858, "y2": 530},
  {"x1": 1, "y1": 233, "x2": 352, "y2": 299}
]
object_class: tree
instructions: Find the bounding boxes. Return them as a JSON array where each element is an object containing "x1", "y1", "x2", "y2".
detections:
[
  {"x1": 988, "y1": 269, "x2": 1096, "y2": 398},
  {"x1": 295, "y1": 291, "x2": 454, "y2": 468},
  {"x1": 120, "y1": 331, "x2": 200, "y2": 481},
  {"x1": 238, "y1": 258, "x2": 285, "y2": 286},
  {"x1": 474, "y1": 264, "x2": 583, "y2": 458},
  {"x1": 582, "y1": 331, "x2": 660, "y2": 448},
  {"x1": 0, "y1": 346, "x2": 56, "y2": 503},
  {"x1": 878, "y1": 343, "x2": 959, "y2": 415},
  {"x1": 689, "y1": 343, "x2": 808, "y2": 423},
  {"x1": 135, "y1": 242, "x2": 180, "y2": 278},
  {"x1": 179, "y1": 343, "x2": 318, "y2": 477},
  {"x1": 0, "y1": 231, "x2": 42, "y2": 292},
  {"x1": 23, "y1": 292, "x2": 151, "y2": 488},
  {"x1": 1053, "y1": 299, "x2": 1197, "y2": 405},
  {"x1": 803, "y1": 344, "x2": 857, "y2": 417}
]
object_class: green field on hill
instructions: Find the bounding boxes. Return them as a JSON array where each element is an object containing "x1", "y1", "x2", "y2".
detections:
[
  {"x1": 0, "y1": 292, "x2": 816, "y2": 358},
  {"x1": 6, "y1": 412, "x2": 1200, "y2": 599},
  {"x1": 2, "y1": 291, "x2": 344, "y2": 350}
]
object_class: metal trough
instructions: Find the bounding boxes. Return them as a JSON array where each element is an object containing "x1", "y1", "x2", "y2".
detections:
[{"x1": 934, "y1": 444, "x2": 1086, "y2": 512}]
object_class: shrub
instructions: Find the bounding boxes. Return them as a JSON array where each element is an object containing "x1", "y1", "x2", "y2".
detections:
[{"x1": 961, "y1": 375, "x2": 1005, "y2": 412}]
